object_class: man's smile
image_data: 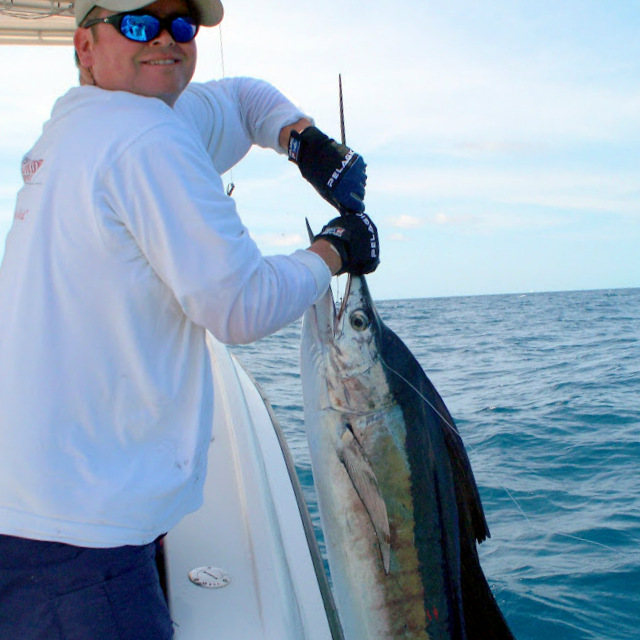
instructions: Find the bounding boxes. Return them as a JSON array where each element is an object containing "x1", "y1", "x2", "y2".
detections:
[{"x1": 143, "y1": 59, "x2": 180, "y2": 65}]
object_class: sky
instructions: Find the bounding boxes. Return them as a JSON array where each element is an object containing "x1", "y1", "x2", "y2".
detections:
[{"x1": 1, "y1": 0, "x2": 638, "y2": 301}]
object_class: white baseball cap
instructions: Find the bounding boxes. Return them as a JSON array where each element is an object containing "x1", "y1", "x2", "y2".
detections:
[{"x1": 73, "y1": 0, "x2": 224, "y2": 27}]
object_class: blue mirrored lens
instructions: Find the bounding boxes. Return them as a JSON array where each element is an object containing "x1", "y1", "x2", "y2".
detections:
[
  {"x1": 170, "y1": 17, "x2": 197, "y2": 42},
  {"x1": 120, "y1": 14, "x2": 160, "y2": 41}
]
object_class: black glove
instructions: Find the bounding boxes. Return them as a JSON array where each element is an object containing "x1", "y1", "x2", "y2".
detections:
[
  {"x1": 315, "y1": 212, "x2": 380, "y2": 275},
  {"x1": 288, "y1": 126, "x2": 366, "y2": 213}
]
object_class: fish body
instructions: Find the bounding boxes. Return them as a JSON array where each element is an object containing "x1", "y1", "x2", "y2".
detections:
[{"x1": 300, "y1": 275, "x2": 514, "y2": 640}]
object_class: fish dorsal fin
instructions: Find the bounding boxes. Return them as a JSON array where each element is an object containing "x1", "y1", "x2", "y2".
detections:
[
  {"x1": 379, "y1": 323, "x2": 491, "y2": 544},
  {"x1": 337, "y1": 426, "x2": 391, "y2": 574}
]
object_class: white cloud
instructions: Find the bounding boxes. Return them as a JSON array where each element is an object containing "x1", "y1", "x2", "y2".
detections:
[
  {"x1": 435, "y1": 213, "x2": 448, "y2": 225},
  {"x1": 370, "y1": 164, "x2": 638, "y2": 219},
  {"x1": 388, "y1": 214, "x2": 424, "y2": 229}
]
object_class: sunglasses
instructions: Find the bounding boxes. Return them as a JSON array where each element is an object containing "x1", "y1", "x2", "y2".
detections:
[{"x1": 83, "y1": 11, "x2": 199, "y2": 43}]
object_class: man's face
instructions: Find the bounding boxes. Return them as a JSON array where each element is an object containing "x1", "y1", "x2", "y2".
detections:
[{"x1": 74, "y1": 0, "x2": 197, "y2": 106}]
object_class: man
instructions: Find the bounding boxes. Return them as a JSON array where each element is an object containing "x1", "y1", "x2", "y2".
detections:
[{"x1": 0, "y1": 0, "x2": 379, "y2": 637}]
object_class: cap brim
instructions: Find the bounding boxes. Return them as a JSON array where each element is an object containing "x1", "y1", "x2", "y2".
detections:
[
  {"x1": 192, "y1": 0, "x2": 223, "y2": 26},
  {"x1": 74, "y1": 0, "x2": 223, "y2": 26}
]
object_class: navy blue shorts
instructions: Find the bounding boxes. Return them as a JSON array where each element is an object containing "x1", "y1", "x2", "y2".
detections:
[{"x1": 0, "y1": 534, "x2": 173, "y2": 639}]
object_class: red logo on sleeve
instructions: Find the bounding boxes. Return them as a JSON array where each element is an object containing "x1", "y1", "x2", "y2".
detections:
[{"x1": 21, "y1": 157, "x2": 44, "y2": 184}]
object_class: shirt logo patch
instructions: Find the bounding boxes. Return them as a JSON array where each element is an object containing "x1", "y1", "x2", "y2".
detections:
[{"x1": 21, "y1": 157, "x2": 44, "y2": 184}]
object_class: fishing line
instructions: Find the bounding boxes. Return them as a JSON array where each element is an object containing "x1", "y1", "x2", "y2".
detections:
[
  {"x1": 378, "y1": 353, "x2": 459, "y2": 436},
  {"x1": 377, "y1": 351, "x2": 625, "y2": 556},
  {"x1": 217, "y1": 23, "x2": 235, "y2": 197},
  {"x1": 500, "y1": 486, "x2": 624, "y2": 554}
]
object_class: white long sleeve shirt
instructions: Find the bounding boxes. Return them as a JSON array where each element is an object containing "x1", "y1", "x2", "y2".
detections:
[{"x1": 0, "y1": 79, "x2": 329, "y2": 547}]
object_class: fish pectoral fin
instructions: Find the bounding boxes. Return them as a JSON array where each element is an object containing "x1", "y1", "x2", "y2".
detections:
[{"x1": 338, "y1": 428, "x2": 391, "y2": 574}]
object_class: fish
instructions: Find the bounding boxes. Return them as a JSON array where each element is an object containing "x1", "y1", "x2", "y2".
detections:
[{"x1": 300, "y1": 273, "x2": 515, "y2": 640}]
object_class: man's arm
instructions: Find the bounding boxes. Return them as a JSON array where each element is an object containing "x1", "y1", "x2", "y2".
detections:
[
  {"x1": 278, "y1": 118, "x2": 313, "y2": 152},
  {"x1": 178, "y1": 79, "x2": 368, "y2": 214},
  {"x1": 308, "y1": 239, "x2": 342, "y2": 276},
  {"x1": 176, "y1": 78, "x2": 311, "y2": 174}
]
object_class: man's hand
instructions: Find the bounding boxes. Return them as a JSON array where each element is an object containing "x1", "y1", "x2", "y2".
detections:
[
  {"x1": 288, "y1": 126, "x2": 366, "y2": 213},
  {"x1": 314, "y1": 212, "x2": 380, "y2": 276}
]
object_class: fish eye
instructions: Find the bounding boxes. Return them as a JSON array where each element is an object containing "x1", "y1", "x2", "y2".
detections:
[{"x1": 349, "y1": 310, "x2": 370, "y2": 332}]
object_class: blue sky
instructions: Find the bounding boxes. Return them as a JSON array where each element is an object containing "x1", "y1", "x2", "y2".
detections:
[{"x1": 1, "y1": 0, "x2": 638, "y2": 300}]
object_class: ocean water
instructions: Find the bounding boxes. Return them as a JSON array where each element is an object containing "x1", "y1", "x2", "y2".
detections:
[{"x1": 231, "y1": 287, "x2": 640, "y2": 640}]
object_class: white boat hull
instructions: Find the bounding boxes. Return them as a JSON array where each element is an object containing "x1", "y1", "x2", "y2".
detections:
[{"x1": 164, "y1": 335, "x2": 340, "y2": 639}]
